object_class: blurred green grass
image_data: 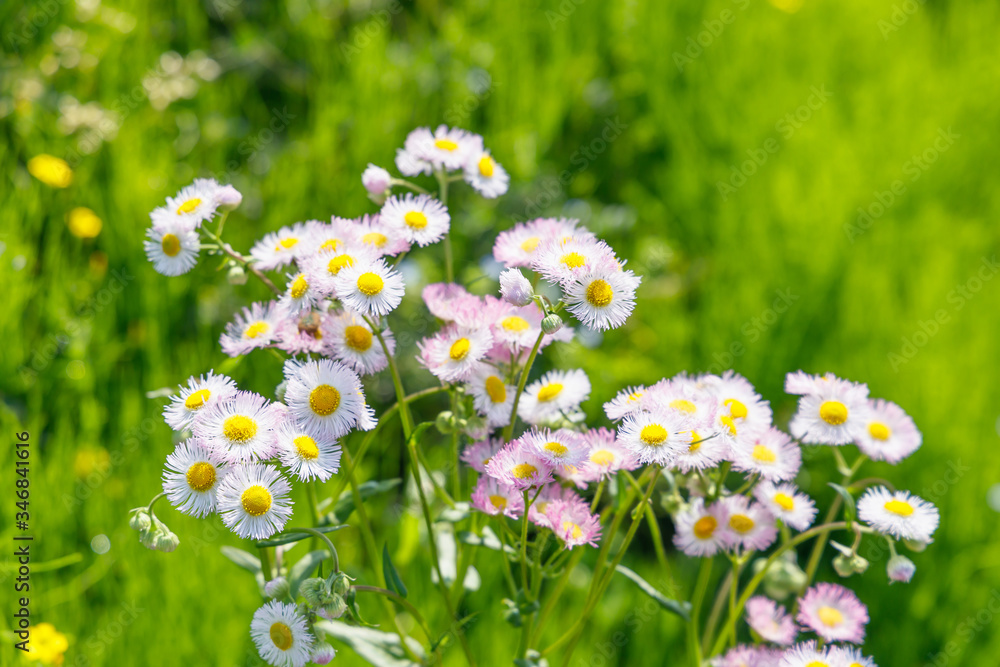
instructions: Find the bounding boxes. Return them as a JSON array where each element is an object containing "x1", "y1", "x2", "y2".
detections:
[{"x1": 2, "y1": 0, "x2": 1000, "y2": 665}]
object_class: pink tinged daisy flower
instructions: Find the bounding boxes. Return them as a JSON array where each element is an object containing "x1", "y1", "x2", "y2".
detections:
[
  {"x1": 275, "y1": 421, "x2": 341, "y2": 482},
  {"x1": 531, "y1": 236, "x2": 617, "y2": 285},
  {"x1": 673, "y1": 428, "x2": 730, "y2": 473},
  {"x1": 616, "y1": 409, "x2": 691, "y2": 467},
  {"x1": 470, "y1": 475, "x2": 524, "y2": 518},
  {"x1": 144, "y1": 219, "x2": 200, "y2": 276},
  {"x1": 578, "y1": 427, "x2": 639, "y2": 481},
  {"x1": 151, "y1": 178, "x2": 220, "y2": 232},
  {"x1": 399, "y1": 125, "x2": 482, "y2": 173},
  {"x1": 716, "y1": 645, "x2": 778, "y2": 667},
  {"x1": 302, "y1": 217, "x2": 360, "y2": 257},
  {"x1": 644, "y1": 378, "x2": 719, "y2": 432},
  {"x1": 353, "y1": 213, "x2": 411, "y2": 258},
  {"x1": 830, "y1": 645, "x2": 877, "y2": 667},
  {"x1": 527, "y1": 484, "x2": 580, "y2": 528},
  {"x1": 161, "y1": 439, "x2": 227, "y2": 518},
  {"x1": 754, "y1": 482, "x2": 817, "y2": 531},
  {"x1": 163, "y1": 371, "x2": 237, "y2": 431},
  {"x1": 220, "y1": 301, "x2": 285, "y2": 357},
  {"x1": 563, "y1": 267, "x2": 641, "y2": 332},
  {"x1": 323, "y1": 310, "x2": 392, "y2": 376},
  {"x1": 521, "y1": 427, "x2": 588, "y2": 467},
  {"x1": 778, "y1": 641, "x2": 847, "y2": 667},
  {"x1": 249, "y1": 222, "x2": 312, "y2": 271},
  {"x1": 274, "y1": 313, "x2": 327, "y2": 355},
  {"x1": 796, "y1": 583, "x2": 869, "y2": 644},
  {"x1": 466, "y1": 367, "x2": 515, "y2": 427},
  {"x1": 464, "y1": 148, "x2": 509, "y2": 198},
  {"x1": 492, "y1": 217, "x2": 587, "y2": 268},
  {"x1": 544, "y1": 499, "x2": 601, "y2": 549},
  {"x1": 250, "y1": 599, "x2": 315, "y2": 667},
  {"x1": 422, "y1": 282, "x2": 477, "y2": 321},
  {"x1": 517, "y1": 368, "x2": 591, "y2": 425},
  {"x1": 461, "y1": 438, "x2": 505, "y2": 473},
  {"x1": 278, "y1": 271, "x2": 319, "y2": 316},
  {"x1": 333, "y1": 257, "x2": 405, "y2": 318},
  {"x1": 720, "y1": 496, "x2": 778, "y2": 552},
  {"x1": 302, "y1": 244, "x2": 378, "y2": 298},
  {"x1": 418, "y1": 325, "x2": 493, "y2": 383},
  {"x1": 785, "y1": 372, "x2": 871, "y2": 445},
  {"x1": 704, "y1": 370, "x2": 774, "y2": 433},
  {"x1": 603, "y1": 385, "x2": 647, "y2": 422},
  {"x1": 485, "y1": 440, "x2": 554, "y2": 490},
  {"x1": 487, "y1": 301, "x2": 545, "y2": 352},
  {"x1": 746, "y1": 596, "x2": 797, "y2": 646},
  {"x1": 731, "y1": 427, "x2": 802, "y2": 482},
  {"x1": 673, "y1": 498, "x2": 732, "y2": 557},
  {"x1": 217, "y1": 463, "x2": 293, "y2": 540},
  {"x1": 380, "y1": 193, "x2": 450, "y2": 247},
  {"x1": 499, "y1": 268, "x2": 534, "y2": 307},
  {"x1": 193, "y1": 391, "x2": 279, "y2": 464},
  {"x1": 854, "y1": 398, "x2": 921, "y2": 464},
  {"x1": 282, "y1": 358, "x2": 366, "y2": 440},
  {"x1": 856, "y1": 486, "x2": 939, "y2": 543},
  {"x1": 361, "y1": 163, "x2": 392, "y2": 198}
]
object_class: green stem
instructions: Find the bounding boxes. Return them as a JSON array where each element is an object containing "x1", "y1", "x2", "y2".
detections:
[
  {"x1": 495, "y1": 518, "x2": 520, "y2": 596},
  {"x1": 305, "y1": 481, "x2": 321, "y2": 552},
  {"x1": 201, "y1": 228, "x2": 280, "y2": 295},
  {"x1": 296, "y1": 528, "x2": 340, "y2": 572},
  {"x1": 366, "y1": 316, "x2": 414, "y2": 436},
  {"x1": 530, "y1": 548, "x2": 584, "y2": 646},
  {"x1": 436, "y1": 170, "x2": 453, "y2": 282},
  {"x1": 355, "y1": 585, "x2": 435, "y2": 643},
  {"x1": 727, "y1": 558, "x2": 740, "y2": 649},
  {"x1": 391, "y1": 177, "x2": 432, "y2": 195},
  {"x1": 702, "y1": 569, "x2": 732, "y2": 653},
  {"x1": 688, "y1": 558, "x2": 714, "y2": 667},
  {"x1": 259, "y1": 546, "x2": 274, "y2": 582},
  {"x1": 503, "y1": 332, "x2": 546, "y2": 442}
]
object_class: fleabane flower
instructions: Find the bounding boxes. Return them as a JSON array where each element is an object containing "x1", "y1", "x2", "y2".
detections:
[
  {"x1": 464, "y1": 148, "x2": 509, "y2": 198},
  {"x1": 704, "y1": 371, "x2": 774, "y2": 434},
  {"x1": 217, "y1": 463, "x2": 293, "y2": 540},
  {"x1": 857, "y1": 486, "x2": 939, "y2": 543},
  {"x1": 753, "y1": 482, "x2": 817, "y2": 531},
  {"x1": 603, "y1": 385, "x2": 647, "y2": 422},
  {"x1": 250, "y1": 222, "x2": 312, "y2": 271},
  {"x1": 144, "y1": 220, "x2": 200, "y2": 276},
  {"x1": 745, "y1": 596, "x2": 797, "y2": 646},
  {"x1": 493, "y1": 217, "x2": 588, "y2": 268},
  {"x1": 785, "y1": 371, "x2": 870, "y2": 445},
  {"x1": 161, "y1": 439, "x2": 227, "y2": 517},
  {"x1": 562, "y1": 266, "x2": 641, "y2": 331},
  {"x1": 282, "y1": 358, "x2": 366, "y2": 439},
  {"x1": 796, "y1": 583, "x2": 869, "y2": 644},
  {"x1": 779, "y1": 641, "x2": 847, "y2": 667},
  {"x1": 323, "y1": 310, "x2": 392, "y2": 376},
  {"x1": 380, "y1": 193, "x2": 450, "y2": 247},
  {"x1": 673, "y1": 428, "x2": 730, "y2": 473},
  {"x1": 151, "y1": 178, "x2": 220, "y2": 231},
  {"x1": 673, "y1": 498, "x2": 731, "y2": 557},
  {"x1": 354, "y1": 213, "x2": 411, "y2": 257},
  {"x1": 616, "y1": 409, "x2": 692, "y2": 467},
  {"x1": 275, "y1": 312, "x2": 327, "y2": 355},
  {"x1": 278, "y1": 271, "x2": 319, "y2": 316},
  {"x1": 517, "y1": 369, "x2": 591, "y2": 425},
  {"x1": 461, "y1": 438, "x2": 505, "y2": 473},
  {"x1": 486, "y1": 300, "x2": 545, "y2": 352},
  {"x1": 194, "y1": 391, "x2": 279, "y2": 463},
  {"x1": 830, "y1": 646, "x2": 877, "y2": 667},
  {"x1": 275, "y1": 421, "x2": 341, "y2": 482},
  {"x1": 332, "y1": 257, "x2": 405, "y2": 317},
  {"x1": 578, "y1": 427, "x2": 639, "y2": 481},
  {"x1": 544, "y1": 498, "x2": 601, "y2": 549},
  {"x1": 396, "y1": 125, "x2": 482, "y2": 174},
  {"x1": 470, "y1": 476, "x2": 524, "y2": 518},
  {"x1": 719, "y1": 495, "x2": 778, "y2": 552},
  {"x1": 303, "y1": 217, "x2": 360, "y2": 257},
  {"x1": 418, "y1": 325, "x2": 493, "y2": 383},
  {"x1": 522, "y1": 427, "x2": 588, "y2": 467},
  {"x1": 250, "y1": 600, "x2": 315, "y2": 667},
  {"x1": 163, "y1": 371, "x2": 238, "y2": 431},
  {"x1": 466, "y1": 366, "x2": 515, "y2": 427},
  {"x1": 855, "y1": 398, "x2": 921, "y2": 463},
  {"x1": 220, "y1": 301, "x2": 285, "y2": 356},
  {"x1": 730, "y1": 427, "x2": 802, "y2": 482},
  {"x1": 499, "y1": 268, "x2": 534, "y2": 307},
  {"x1": 532, "y1": 236, "x2": 617, "y2": 285},
  {"x1": 485, "y1": 440, "x2": 554, "y2": 490},
  {"x1": 302, "y1": 244, "x2": 377, "y2": 298}
]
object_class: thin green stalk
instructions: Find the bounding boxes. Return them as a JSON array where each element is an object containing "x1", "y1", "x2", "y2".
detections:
[
  {"x1": 590, "y1": 480, "x2": 606, "y2": 513},
  {"x1": 355, "y1": 585, "x2": 435, "y2": 644},
  {"x1": 296, "y1": 528, "x2": 340, "y2": 572},
  {"x1": 702, "y1": 569, "x2": 733, "y2": 653},
  {"x1": 495, "y1": 518, "x2": 520, "y2": 597},
  {"x1": 530, "y1": 548, "x2": 584, "y2": 646},
  {"x1": 259, "y1": 547, "x2": 274, "y2": 582},
  {"x1": 520, "y1": 490, "x2": 532, "y2": 593},
  {"x1": 436, "y1": 170, "x2": 453, "y2": 282},
  {"x1": 503, "y1": 332, "x2": 546, "y2": 442},
  {"x1": 201, "y1": 227, "x2": 280, "y2": 295},
  {"x1": 727, "y1": 558, "x2": 740, "y2": 649},
  {"x1": 305, "y1": 480, "x2": 321, "y2": 552},
  {"x1": 688, "y1": 558, "x2": 714, "y2": 667}
]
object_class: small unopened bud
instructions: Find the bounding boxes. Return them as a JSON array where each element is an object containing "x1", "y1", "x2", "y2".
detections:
[
  {"x1": 215, "y1": 184, "x2": 243, "y2": 212},
  {"x1": 541, "y1": 314, "x2": 564, "y2": 335},
  {"x1": 311, "y1": 643, "x2": 337, "y2": 665},
  {"x1": 318, "y1": 594, "x2": 347, "y2": 620},
  {"x1": 362, "y1": 164, "x2": 392, "y2": 204},
  {"x1": 435, "y1": 410, "x2": 456, "y2": 434},
  {"x1": 330, "y1": 571, "x2": 353, "y2": 597},
  {"x1": 154, "y1": 530, "x2": 180, "y2": 553},
  {"x1": 299, "y1": 578, "x2": 330, "y2": 607},
  {"x1": 499, "y1": 268, "x2": 534, "y2": 307},
  {"x1": 227, "y1": 264, "x2": 248, "y2": 285},
  {"x1": 129, "y1": 509, "x2": 151, "y2": 532},
  {"x1": 265, "y1": 577, "x2": 290, "y2": 599},
  {"x1": 887, "y1": 554, "x2": 916, "y2": 584},
  {"x1": 755, "y1": 552, "x2": 807, "y2": 600},
  {"x1": 903, "y1": 538, "x2": 928, "y2": 552}
]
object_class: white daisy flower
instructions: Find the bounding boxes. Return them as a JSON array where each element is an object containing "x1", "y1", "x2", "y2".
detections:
[
  {"x1": 532, "y1": 237, "x2": 617, "y2": 285},
  {"x1": 397, "y1": 125, "x2": 482, "y2": 174},
  {"x1": 521, "y1": 427, "x2": 588, "y2": 467},
  {"x1": 193, "y1": 391, "x2": 280, "y2": 464},
  {"x1": 249, "y1": 222, "x2": 311, "y2": 271},
  {"x1": 517, "y1": 369, "x2": 591, "y2": 425},
  {"x1": 278, "y1": 271, "x2": 319, "y2": 316},
  {"x1": 616, "y1": 409, "x2": 692, "y2": 467},
  {"x1": 753, "y1": 481, "x2": 817, "y2": 531},
  {"x1": 161, "y1": 439, "x2": 227, "y2": 517},
  {"x1": 380, "y1": 193, "x2": 450, "y2": 247},
  {"x1": 603, "y1": 385, "x2": 647, "y2": 422},
  {"x1": 163, "y1": 371, "x2": 238, "y2": 431},
  {"x1": 492, "y1": 217, "x2": 589, "y2": 268},
  {"x1": 323, "y1": 310, "x2": 392, "y2": 376},
  {"x1": 779, "y1": 641, "x2": 845, "y2": 667},
  {"x1": 353, "y1": 213, "x2": 411, "y2": 257},
  {"x1": 730, "y1": 427, "x2": 802, "y2": 482},
  {"x1": 786, "y1": 372, "x2": 871, "y2": 445},
  {"x1": 418, "y1": 325, "x2": 493, "y2": 384},
  {"x1": 466, "y1": 365, "x2": 515, "y2": 427},
  {"x1": 275, "y1": 421, "x2": 341, "y2": 482},
  {"x1": 302, "y1": 244, "x2": 377, "y2": 298},
  {"x1": 250, "y1": 600, "x2": 315, "y2": 667},
  {"x1": 144, "y1": 220, "x2": 200, "y2": 276},
  {"x1": 219, "y1": 301, "x2": 286, "y2": 357},
  {"x1": 150, "y1": 178, "x2": 220, "y2": 231},
  {"x1": 488, "y1": 303, "x2": 544, "y2": 352},
  {"x1": 855, "y1": 398, "x2": 922, "y2": 464},
  {"x1": 857, "y1": 487, "x2": 939, "y2": 543},
  {"x1": 217, "y1": 463, "x2": 293, "y2": 540},
  {"x1": 703, "y1": 371, "x2": 774, "y2": 434},
  {"x1": 463, "y1": 149, "x2": 509, "y2": 198},
  {"x1": 332, "y1": 257, "x2": 406, "y2": 318},
  {"x1": 282, "y1": 358, "x2": 366, "y2": 439},
  {"x1": 672, "y1": 428, "x2": 729, "y2": 473},
  {"x1": 719, "y1": 495, "x2": 778, "y2": 552},
  {"x1": 673, "y1": 498, "x2": 732, "y2": 557},
  {"x1": 301, "y1": 218, "x2": 359, "y2": 257},
  {"x1": 563, "y1": 266, "x2": 641, "y2": 332}
]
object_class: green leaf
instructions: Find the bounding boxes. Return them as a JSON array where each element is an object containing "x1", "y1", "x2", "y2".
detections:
[
  {"x1": 614, "y1": 564, "x2": 691, "y2": 621},
  {"x1": 456, "y1": 526, "x2": 517, "y2": 554},
  {"x1": 255, "y1": 525, "x2": 346, "y2": 548},
  {"x1": 329, "y1": 479, "x2": 402, "y2": 524},
  {"x1": 437, "y1": 502, "x2": 471, "y2": 523},
  {"x1": 220, "y1": 546, "x2": 261, "y2": 574},
  {"x1": 382, "y1": 544, "x2": 408, "y2": 599},
  {"x1": 288, "y1": 550, "x2": 328, "y2": 599},
  {"x1": 315, "y1": 620, "x2": 424, "y2": 666},
  {"x1": 828, "y1": 482, "x2": 857, "y2": 527}
]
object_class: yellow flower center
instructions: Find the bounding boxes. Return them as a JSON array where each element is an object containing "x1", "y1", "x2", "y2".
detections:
[
  {"x1": 449, "y1": 337, "x2": 471, "y2": 361},
  {"x1": 269, "y1": 621, "x2": 294, "y2": 651},
  {"x1": 293, "y1": 435, "x2": 320, "y2": 460},
  {"x1": 489, "y1": 494, "x2": 508, "y2": 510},
  {"x1": 320, "y1": 238, "x2": 342, "y2": 252},
  {"x1": 363, "y1": 232, "x2": 387, "y2": 247},
  {"x1": 774, "y1": 493, "x2": 795, "y2": 511},
  {"x1": 719, "y1": 415, "x2": 738, "y2": 436},
  {"x1": 184, "y1": 388, "x2": 211, "y2": 410},
  {"x1": 512, "y1": 463, "x2": 538, "y2": 479},
  {"x1": 693, "y1": 516, "x2": 717, "y2": 539},
  {"x1": 805, "y1": 663, "x2": 830, "y2": 667},
  {"x1": 819, "y1": 400, "x2": 849, "y2": 425},
  {"x1": 478, "y1": 155, "x2": 495, "y2": 177},
  {"x1": 585, "y1": 279, "x2": 614, "y2": 307},
  {"x1": 562, "y1": 520, "x2": 584, "y2": 540},
  {"x1": 688, "y1": 432, "x2": 702, "y2": 453},
  {"x1": 670, "y1": 399, "x2": 697, "y2": 414},
  {"x1": 161, "y1": 233, "x2": 181, "y2": 257},
  {"x1": 434, "y1": 138, "x2": 459, "y2": 151},
  {"x1": 290, "y1": 274, "x2": 309, "y2": 299},
  {"x1": 501, "y1": 316, "x2": 530, "y2": 332},
  {"x1": 186, "y1": 462, "x2": 217, "y2": 492},
  {"x1": 223, "y1": 415, "x2": 258, "y2": 443},
  {"x1": 884, "y1": 499, "x2": 914, "y2": 516},
  {"x1": 536, "y1": 383, "x2": 563, "y2": 402},
  {"x1": 868, "y1": 421, "x2": 891, "y2": 441},
  {"x1": 404, "y1": 210, "x2": 428, "y2": 229},
  {"x1": 560, "y1": 252, "x2": 587, "y2": 269},
  {"x1": 520, "y1": 236, "x2": 541, "y2": 252},
  {"x1": 357, "y1": 272, "x2": 385, "y2": 296},
  {"x1": 640, "y1": 424, "x2": 668, "y2": 446},
  {"x1": 817, "y1": 605, "x2": 844, "y2": 627},
  {"x1": 729, "y1": 514, "x2": 755, "y2": 533},
  {"x1": 725, "y1": 398, "x2": 748, "y2": 419},
  {"x1": 590, "y1": 449, "x2": 615, "y2": 467},
  {"x1": 176, "y1": 198, "x2": 201, "y2": 214},
  {"x1": 277, "y1": 237, "x2": 299, "y2": 250},
  {"x1": 752, "y1": 445, "x2": 777, "y2": 463},
  {"x1": 241, "y1": 485, "x2": 272, "y2": 516},
  {"x1": 309, "y1": 384, "x2": 341, "y2": 416},
  {"x1": 245, "y1": 321, "x2": 270, "y2": 339},
  {"x1": 485, "y1": 376, "x2": 507, "y2": 403},
  {"x1": 545, "y1": 441, "x2": 569, "y2": 457},
  {"x1": 327, "y1": 254, "x2": 355, "y2": 275},
  {"x1": 344, "y1": 325, "x2": 373, "y2": 352}
]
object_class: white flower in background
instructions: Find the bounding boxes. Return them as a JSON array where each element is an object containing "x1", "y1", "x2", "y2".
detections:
[
  {"x1": 517, "y1": 368, "x2": 591, "y2": 425},
  {"x1": 151, "y1": 178, "x2": 220, "y2": 231},
  {"x1": 323, "y1": 310, "x2": 392, "y2": 376},
  {"x1": 465, "y1": 365, "x2": 515, "y2": 427},
  {"x1": 785, "y1": 371, "x2": 871, "y2": 445},
  {"x1": 379, "y1": 193, "x2": 450, "y2": 247},
  {"x1": 144, "y1": 219, "x2": 199, "y2": 276},
  {"x1": 857, "y1": 487, "x2": 939, "y2": 543},
  {"x1": 219, "y1": 301, "x2": 286, "y2": 356},
  {"x1": 250, "y1": 222, "x2": 312, "y2": 271},
  {"x1": 463, "y1": 148, "x2": 509, "y2": 198}
]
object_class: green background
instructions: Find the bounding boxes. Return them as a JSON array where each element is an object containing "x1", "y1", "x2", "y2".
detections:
[{"x1": 2, "y1": 0, "x2": 999, "y2": 665}]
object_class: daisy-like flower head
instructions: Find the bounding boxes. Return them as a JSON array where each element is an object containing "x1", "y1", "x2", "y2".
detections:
[
  {"x1": 278, "y1": 271, "x2": 319, "y2": 317},
  {"x1": 463, "y1": 148, "x2": 509, "y2": 198},
  {"x1": 672, "y1": 427, "x2": 730, "y2": 473},
  {"x1": 532, "y1": 236, "x2": 617, "y2": 285},
  {"x1": 422, "y1": 282, "x2": 479, "y2": 322},
  {"x1": 466, "y1": 366, "x2": 515, "y2": 427},
  {"x1": 527, "y1": 484, "x2": 579, "y2": 528},
  {"x1": 282, "y1": 358, "x2": 366, "y2": 440},
  {"x1": 499, "y1": 268, "x2": 534, "y2": 307},
  {"x1": 470, "y1": 475, "x2": 524, "y2": 518},
  {"x1": 745, "y1": 596, "x2": 797, "y2": 646},
  {"x1": 485, "y1": 440, "x2": 554, "y2": 490},
  {"x1": 492, "y1": 217, "x2": 588, "y2": 268},
  {"x1": 161, "y1": 439, "x2": 227, "y2": 517},
  {"x1": 353, "y1": 213, "x2": 411, "y2": 257},
  {"x1": 193, "y1": 391, "x2": 279, "y2": 464},
  {"x1": 719, "y1": 495, "x2": 778, "y2": 552},
  {"x1": 857, "y1": 486, "x2": 939, "y2": 543},
  {"x1": 563, "y1": 265, "x2": 641, "y2": 332},
  {"x1": 380, "y1": 193, "x2": 450, "y2": 247},
  {"x1": 716, "y1": 645, "x2": 779, "y2": 667},
  {"x1": 486, "y1": 299, "x2": 545, "y2": 353},
  {"x1": 418, "y1": 325, "x2": 493, "y2": 384},
  {"x1": 796, "y1": 583, "x2": 869, "y2": 644},
  {"x1": 517, "y1": 368, "x2": 591, "y2": 425},
  {"x1": 250, "y1": 600, "x2": 315, "y2": 667},
  {"x1": 151, "y1": 178, "x2": 220, "y2": 231},
  {"x1": 396, "y1": 125, "x2": 482, "y2": 174},
  {"x1": 521, "y1": 427, "x2": 588, "y2": 467},
  {"x1": 673, "y1": 497, "x2": 732, "y2": 557},
  {"x1": 544, "y1": 498, "x2": 601, "y2": 549},
  {"x1": 220, "y1": 301, "x2": 286, "y2": 357},
  {"x1": 323, "y1": 310, "x2": 392, "y2": 376},
  {"x1": 144, "y1": 220, "x2": 200, "y2": 276},
  {"x1": 778, "y1": 641, "x2": 847, "y2": 667},
  {"x1": 249, "y1": 222, "x2": 312, "y2": 271},
  {"x1": 275, "y1": 420, "x2": 342, "y2": 482},
  {"x1": 275, "y1": 312, "x2": 327, "y2": 356},
  {"x1": 333, "y1": 257, "x2": 405, "y2": 318},
  {"x1": 830, "y1": 646, "x2": 877, "y2": 667},
  {"x1": 302, "y1": 243, "x2": 378, "y2": 298},
  {"x1": 730, "y1": 427, "x2": 802, "y2": 482},
  {"x1": 785, "y1": 372, "x2": 870, "y2": 445},
  {"x1": 616, "y1": 408, "x2": 692, "y2": 467},
  {"x1": 855, "y1": 398, "x2": 921, "y2": 464},
  {"x1": 461, "y1": 438, "x2": 505, "y2": 473},
  {"x1": 302, "y1": 217, "x2": 360, "y2": 256},
  {"x1": 217, "y1": 463, "x2": 293, "y2": 540},
  {"x1": 703, "y1": 371, "x2": 774, "y2": 433},
  {"x1": 163, "y1": 371, "x2": 238, "y2": 431},
  {"x1": 603, "y1": 385, "x2": 647, "y2": 422},
  {"x1": 644, "y1": 377, "x2": 719, "y2": 432},
  {"x1": 577, "y1": 427, "x2": 639, "y2": 481},
  {"x1": 753, "y1": 482, "x2": 817, "y2": 531}
]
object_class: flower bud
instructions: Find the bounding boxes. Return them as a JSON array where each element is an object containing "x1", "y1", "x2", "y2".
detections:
[
  {"x1": 755, "y1": 552, "x2": 807, "y2": 600},
  {"x1": 318, "y1": 594, "x2": 347, "y2": 620},
  {"x1": 887, "y1": 554, "x2": 916, "y2": 584},
  {"x1": 153, "y1": 530, "x2": 180, "y2": 553},
  {"x1": 311, "y1": 643, "x2": 337, "y2": 665},
  {"x1": 435, "y1": 410, "x2": 456, "y2": 434},
  {"x1": 362, "y1": 164, "x2": 392, "y2": 204},
  {"x1": 499, "y1": 268, "x2": 534, "y2": 307},
  {"x1": 903, "y1": 538, "x2": 928, "y2": 552},
  {"x1": 832, "y1": 553, "x2": 868, "y2": 577},
  {"x1": 215, "y1": 184, "x2": 243, "y2": 212},
  {"x1": 264, "y1": 577, "x2": 290, "y2": 599},
  {"x1": 299, "y1": 578, "x2": 331, "y2": 607},
  {"x1": 541, "y1": 314, "x2": 564, "y2": 335},
  {"x1": 129, "y1": 509, "x2": 151, "y2": 532},
  {"x1": 329, "y1": 571, "x2": 353, "y2": 597},
  {"x1": 227, "y1": 264, "x2": 248, "y2": 285}
]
